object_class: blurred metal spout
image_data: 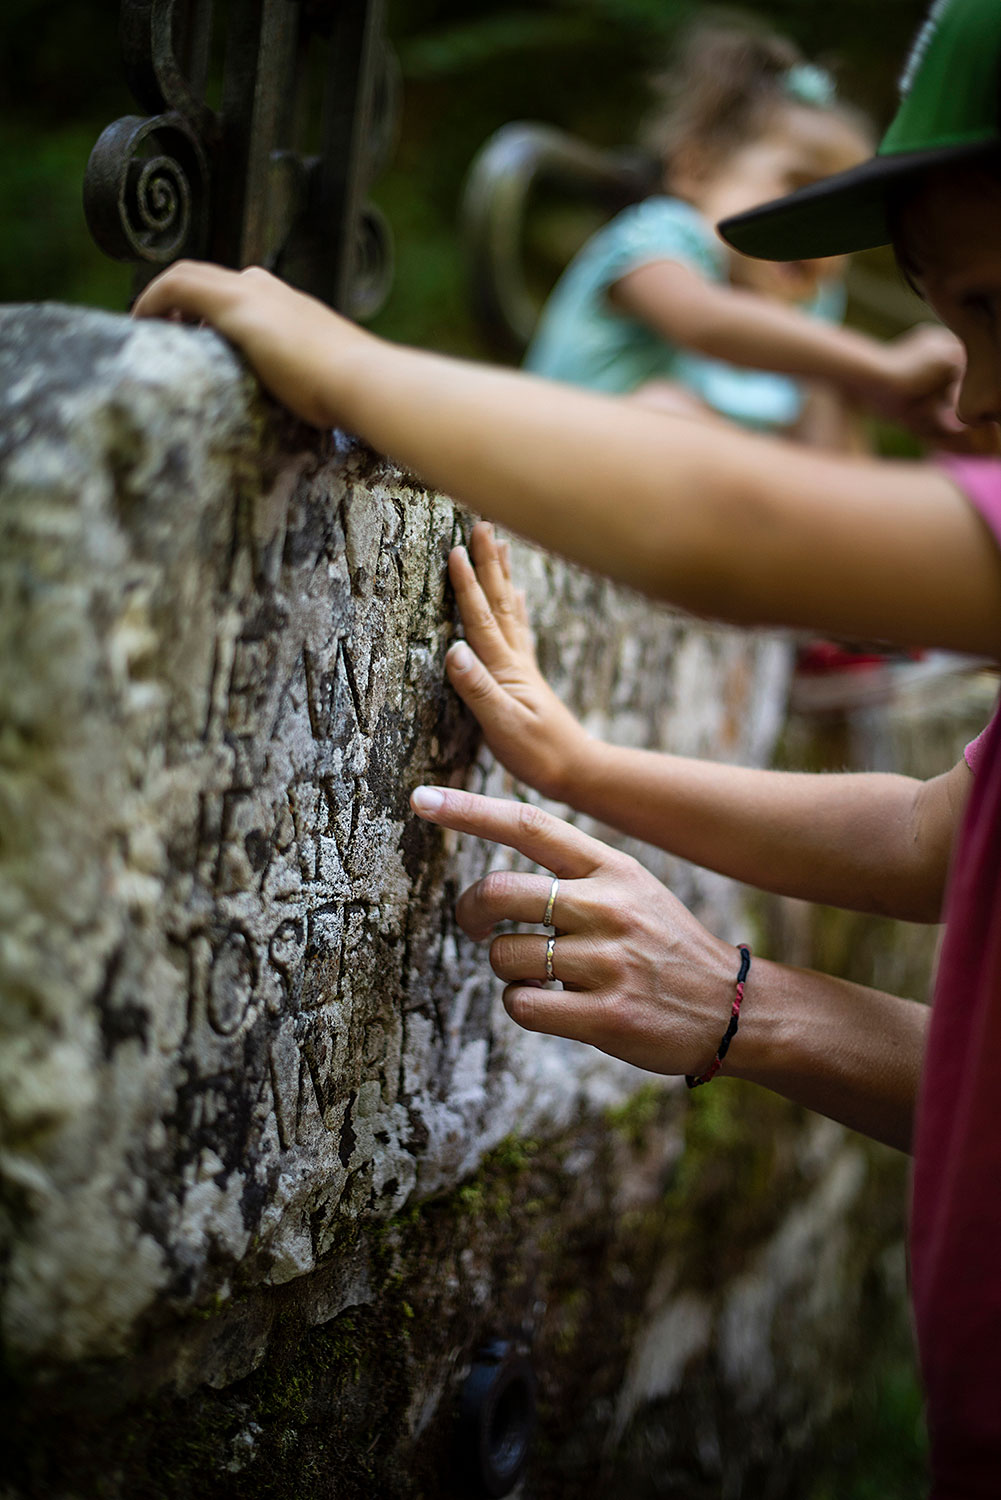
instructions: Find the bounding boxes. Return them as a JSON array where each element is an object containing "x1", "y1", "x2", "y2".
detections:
[{"x1": 462, "y1": 122, "x2": 658, "y2": 359}]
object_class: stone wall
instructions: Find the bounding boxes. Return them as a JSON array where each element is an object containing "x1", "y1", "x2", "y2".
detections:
[{"x1": 0, "y1": 304, "x2": 940, "y2": 1498}]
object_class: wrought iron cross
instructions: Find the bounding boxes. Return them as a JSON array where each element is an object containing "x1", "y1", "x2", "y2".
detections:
[{"x1": 85, "y1": 0, "x2": 398, "y2": 318}]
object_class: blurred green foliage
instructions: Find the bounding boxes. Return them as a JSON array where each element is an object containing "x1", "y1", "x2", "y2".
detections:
[
  {"x1": 808, "y1": 1368, "x2": 930, "y2": 1500},
  {"x1": 0, "y1": 2, "x2": 933, "y2": 1490}
]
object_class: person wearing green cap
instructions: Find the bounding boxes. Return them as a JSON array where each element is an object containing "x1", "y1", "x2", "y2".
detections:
[{"x1": 133, "y1": 2, "x2": 1001, "y2": 1489}]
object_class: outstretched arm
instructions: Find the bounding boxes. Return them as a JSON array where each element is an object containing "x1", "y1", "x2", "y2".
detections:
[
  {"x1": 132, "y1": 263, "x2": 1001, "y2": 657},
  {"x1": 576, "y1": 746, "x2": 971, "y2": 922},
  {"x1": 409, "y1": 785, "x2": 928, "y2": 1153},
  {"x1": 611, "y1": 257, "x2": 964, "y2": 438},
  {"x1": 446, "y1": 524, "x2": 973, "y2": 922}
]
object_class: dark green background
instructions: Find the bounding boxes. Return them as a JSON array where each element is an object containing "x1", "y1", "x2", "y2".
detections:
[{"x1": 1, "y1": 0, "x2": 931, "y2": 353}]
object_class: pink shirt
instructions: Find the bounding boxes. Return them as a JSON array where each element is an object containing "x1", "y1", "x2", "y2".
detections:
[
  {"x1": 912, "y1": 457, "x2": 1001, "y2": 1498},
  {"x1": 964, "y1": 723, "x2": 991, "y2": 774}
]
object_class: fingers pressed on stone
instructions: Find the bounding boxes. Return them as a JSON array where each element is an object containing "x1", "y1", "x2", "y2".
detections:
[
  {"x1": 448, "y1": 545, "x2": 513, "y2": 670},
  {"x1": 470, "y1": 522, "x2": 521, "y2": 647},
  {"x1": 409, "y1": 788, "x2": 608, "y2": 879},
  {"x1": 445, "y1": 640, "x2": 507, "y2": 711}
]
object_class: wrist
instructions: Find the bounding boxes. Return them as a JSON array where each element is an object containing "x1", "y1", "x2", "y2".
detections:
[
  {"x1": 561, "y1": 733, "x2": 617, "y2": 810},
  {"x1": 316, "y1": 321, "x2": 388, "y2": 432},
  {"x1": 543, "y1": 724, "x2": 601, "y2": 805},
  {"x1": 837, "y1": 336, "x2": 898, "y2": 406},
  {"x1": 722, "y1": 956, "x2": 800, "y2": 1086},
  {"x1": 685, "y1": 942, "x2": 752, "y2": 1087}
]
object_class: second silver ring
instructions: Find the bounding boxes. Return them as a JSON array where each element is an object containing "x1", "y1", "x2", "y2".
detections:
[
  {"x1": 544, "y1": 874, "x2": 560, "y2": 929},
  {"x1": 545, "y1": 935, "x2": 556, "y2": 983}
]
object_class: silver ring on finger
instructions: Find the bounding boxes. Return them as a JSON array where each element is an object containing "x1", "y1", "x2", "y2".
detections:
[
  {"x1": 545, "y1": 935, "x2": 556, "y2": 983},
  {"x1": 543, "y1": 875, "x2": 560, "y2": 929}
]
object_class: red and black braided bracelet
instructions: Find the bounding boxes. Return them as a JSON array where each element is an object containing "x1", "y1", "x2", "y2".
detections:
[{"x1": 685, "y1": 944, "x2": 751, "y2": 1089}]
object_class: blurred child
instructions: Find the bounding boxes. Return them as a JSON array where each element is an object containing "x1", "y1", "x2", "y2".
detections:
[
  {"x1": 133, "y1": 4, "x2": 1001, "y2": 1489},
  {"x1": 525, "y1": 19, "x2": 961, "y2": 448}
]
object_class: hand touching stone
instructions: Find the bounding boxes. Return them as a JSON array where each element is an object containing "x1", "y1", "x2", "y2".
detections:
[
  {"x1": 409, "y1": 785, "x2": 736, "y2": 1079},
  {"x1": 132, "y1": 261, "x2": 372, "y2": 429},
  {"x1": 446, "y1": 523, "x2": 594, "y2": 802}
]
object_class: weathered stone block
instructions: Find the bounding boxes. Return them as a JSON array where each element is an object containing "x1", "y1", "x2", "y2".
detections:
[{"x1": 0, "y1": 304, "x2": 920, "y2": 1498}]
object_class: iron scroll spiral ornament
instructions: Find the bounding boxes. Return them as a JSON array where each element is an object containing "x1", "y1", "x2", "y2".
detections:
[
  {"x1": 85, "y1": 0, "x2": 397, "y2": 315},
  {"x1": 85, "y1": 113, "x2": 209, "y2": 266}
]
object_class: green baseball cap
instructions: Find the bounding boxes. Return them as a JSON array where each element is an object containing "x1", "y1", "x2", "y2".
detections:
[{"x1": 719, "y1": 0, "x2": 1001, "y2": 261}]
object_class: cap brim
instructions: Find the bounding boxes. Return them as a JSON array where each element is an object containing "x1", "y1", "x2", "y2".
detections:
[{"x1": 718, "y1": 141, "x2": 1001, "y2": 261}]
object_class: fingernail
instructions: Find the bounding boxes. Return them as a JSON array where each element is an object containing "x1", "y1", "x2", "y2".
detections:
[
  {"x1": 448, "y1": 641, "x2": 473, "y2": 671},
  {"x1": 412, "y1": 785, "x2": 445, "y2": 814}
]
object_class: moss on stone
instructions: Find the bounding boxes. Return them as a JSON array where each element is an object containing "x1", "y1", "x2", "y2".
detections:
[
  {"x1": 604, "y1": 1080, "x2": 667, "y2": 1147},
  {"x1": 4, "y1": 1090, "x2": 917, "y2": 1499}
]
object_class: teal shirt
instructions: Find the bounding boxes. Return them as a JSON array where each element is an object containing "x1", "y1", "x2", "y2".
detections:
[{"x1": 524, "y1": 196, "x2": 845, "y2": 432}]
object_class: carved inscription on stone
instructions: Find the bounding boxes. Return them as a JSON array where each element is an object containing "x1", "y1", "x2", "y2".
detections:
[{"x1": 0, "y1": 306, "x2": 789, "y2": 1362}]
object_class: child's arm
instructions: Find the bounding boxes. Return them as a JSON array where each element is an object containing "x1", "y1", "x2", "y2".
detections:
[
  {"x1": 448, "y1": 525, "x2": 971, "y2": 923},
  {"x1": 410, "y1": 784, "x2": 928, "y2": 1152},
  {"x1": 610, "y1": 258, "x2": 962, "y2": 437},
  {"x1": 575, "y1": 747, "x2": 970, "y2": 923},
  {"x1": 132, "y1": 264, "x2": 1001, "y2": 658}
]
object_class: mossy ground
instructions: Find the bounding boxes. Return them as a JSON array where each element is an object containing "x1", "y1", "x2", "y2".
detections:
[{"x1": 4, "y1": 1084, "x2": 920, "y2": 1500}]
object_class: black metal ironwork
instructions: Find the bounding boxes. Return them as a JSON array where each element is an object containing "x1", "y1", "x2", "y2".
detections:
[
  {"x1": 456, "y1": 1339, "x2": 536, "y2": 1498},
  {"x1": 85, "y1": 0, "x2": 398, "y2": 317},
  {"x1": 462, "y1": 122, "x2": 659, "y2": 360}
]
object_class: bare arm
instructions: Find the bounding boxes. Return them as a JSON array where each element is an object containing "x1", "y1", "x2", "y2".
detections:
[
  {"x1": 610, "y1": 257, "x2": 960, "y2": 420},
  {"x1": 334, "y1": 344, "x2": 1001, "y2": 654},
  {"x1": 577, "y1": 747, "x2": 971, "y2": 922},
  {"x1": 447, "y1": 525, "x2": 973, "y2": 922},
  {"x1": 728, "y1": 956, "x2": 927, "y2": 1151},
  {"x1": 132, "y1": 264, "x2": 1001, "y2": 657}
]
